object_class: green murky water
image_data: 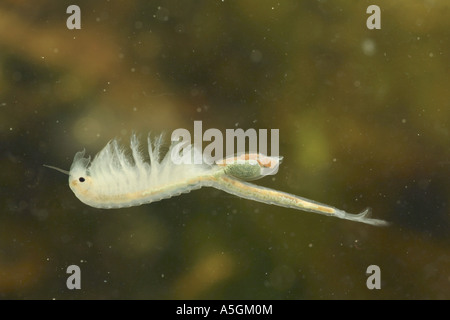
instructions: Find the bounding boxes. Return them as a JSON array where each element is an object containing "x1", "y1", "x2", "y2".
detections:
[{"x1": 1, "y1": 1, "x2": 449, "y2": 299}]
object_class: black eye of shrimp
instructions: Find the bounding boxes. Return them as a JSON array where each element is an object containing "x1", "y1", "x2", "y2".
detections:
[{"x1": 79, "y1": 177, "x2": 85, "y2": 182}]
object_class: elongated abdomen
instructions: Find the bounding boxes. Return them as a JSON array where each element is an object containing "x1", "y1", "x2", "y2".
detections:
[{"x1": 210, "y1": 175, "x2": 388, "y2": 226}]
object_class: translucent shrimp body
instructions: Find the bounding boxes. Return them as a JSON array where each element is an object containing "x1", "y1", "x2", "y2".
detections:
[{"x1": 45, "y1": 134, "x2": 388, "y2": 226}]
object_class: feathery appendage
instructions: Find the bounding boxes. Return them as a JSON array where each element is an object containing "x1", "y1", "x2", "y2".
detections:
[{"x1": 67, "y1": 134, "x2": 219, "y2": 208}]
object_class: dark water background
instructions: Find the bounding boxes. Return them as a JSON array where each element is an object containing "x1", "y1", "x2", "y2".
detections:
[{"x1": 0, "y1": 0, "x2": 449, "y2": 299}]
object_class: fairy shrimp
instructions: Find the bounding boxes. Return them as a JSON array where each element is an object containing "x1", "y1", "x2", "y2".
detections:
[{"x1": 44, "y1": 134, "x2": 388, "y2": 226}]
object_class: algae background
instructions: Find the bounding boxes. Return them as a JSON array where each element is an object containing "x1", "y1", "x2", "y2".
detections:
[{"x1": 0, "y1": 0, "x2": 449, "y2": 299}]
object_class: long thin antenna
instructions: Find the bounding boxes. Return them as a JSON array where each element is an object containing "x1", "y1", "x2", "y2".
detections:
[{"x1": 43, "y1": 164, "x2": 70, "y2": 175}]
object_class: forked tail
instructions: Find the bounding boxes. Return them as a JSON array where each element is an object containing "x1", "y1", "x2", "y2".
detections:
[{"x1": 331, "y1": 207, "x2": 388, "y2": 226}]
